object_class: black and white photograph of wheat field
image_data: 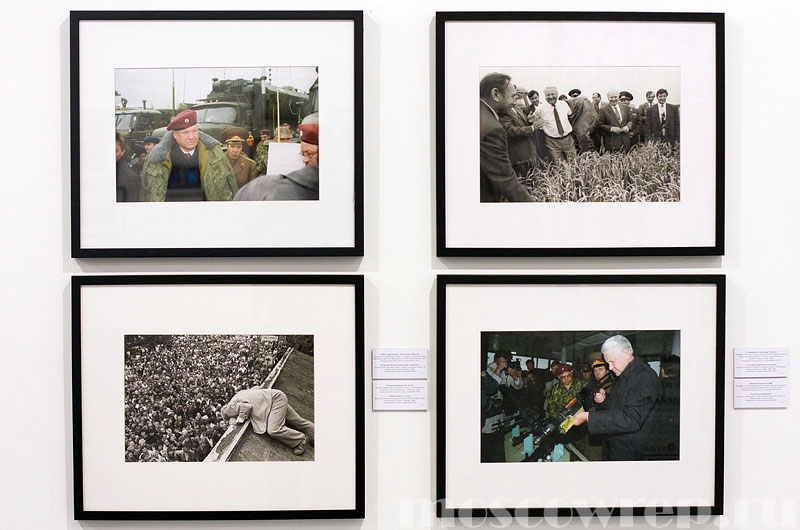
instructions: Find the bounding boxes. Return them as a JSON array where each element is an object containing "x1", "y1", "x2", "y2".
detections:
[{"x1": 479, "y1": 66, "x2": 680, "y2": 203}]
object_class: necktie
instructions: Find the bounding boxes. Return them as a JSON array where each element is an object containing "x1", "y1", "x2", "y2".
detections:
[
  {"x1": 614, "y1": 105, "x2": 622, "y2": 123},
  {"x1": 552, "y1": 104, "x2": 564, "y2": 136},
  {"x1": 185, "y1": 152, "x2": 192, "y2": 161}
]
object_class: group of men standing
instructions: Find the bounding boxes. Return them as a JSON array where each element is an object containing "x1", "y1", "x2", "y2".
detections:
[
  {"x1": 115, "y1": 109, "x2": 320, "y2": 203},
  {"x1": 479, "y1": 72, "x2": 680, "y2": 202}
]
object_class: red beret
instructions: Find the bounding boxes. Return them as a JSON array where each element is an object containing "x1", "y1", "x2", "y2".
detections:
[
  {"x1": 298, "y1": 112, "x2": 319, "y2": 146},
  {"x1": 554, "y1": 363, "x2": 573, "y2": 377},
  {"x1": 299, "y1": 123, "x2": 318, "y2": 145},
  {"x1": 167, "y1": 109, "x2": 197, "y2": 131}
]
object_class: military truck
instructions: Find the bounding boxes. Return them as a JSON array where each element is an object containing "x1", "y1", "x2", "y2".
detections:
[
  {"x1": 115, "y1": 109, "x2": 171, "y2": 152},
  {"x1": 152, "y1": 76, "x2": 316, "y2": 145}
]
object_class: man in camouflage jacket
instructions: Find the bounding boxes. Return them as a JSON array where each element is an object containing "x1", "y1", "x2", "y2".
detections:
[
  {"x1": 546, "y1": 363, "x2": 588, "y2": 419},
  {"x1": 254, "y1": 129, "x2": 271, "y2": 175},
  {"x1": 140, "y1": 109, "x2": 238, "y2": 201}
]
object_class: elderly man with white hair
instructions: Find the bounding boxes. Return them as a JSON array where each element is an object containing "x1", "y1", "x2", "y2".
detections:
[{"x1": 573, "y1": 334, "x2": 662, "y2": 461}]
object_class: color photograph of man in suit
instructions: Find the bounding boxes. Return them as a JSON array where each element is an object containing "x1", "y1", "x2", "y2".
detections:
[{"x1": 647, "y1": 88, "x2": 680, "y2": 146}]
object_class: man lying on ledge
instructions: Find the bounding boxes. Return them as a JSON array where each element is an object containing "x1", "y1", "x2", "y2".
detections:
[{"x1": 221, "y1": 387, "x2": 314, "y2": 455}]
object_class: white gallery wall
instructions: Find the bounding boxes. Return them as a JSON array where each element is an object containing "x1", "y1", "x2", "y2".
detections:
[{"x1": 0, "y1": 0, "x2": 797, "y2": 528}]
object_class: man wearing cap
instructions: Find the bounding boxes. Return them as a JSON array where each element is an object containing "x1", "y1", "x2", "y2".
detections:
[
  {"x1": 499, "y1": 85, "x2": 544, "y2": 178},
  {"x1": 254, "y1": 129, "x2": 272, "y2": 175},
  {"x1": 619, "y1": 91, "x2": 639, "y2": 148},
  {"x1": 646, "y1": 88, "x2": 680, "y2": 146},
  {"x1": 221, "y1": 127, "x2": 258, "y2": 189},
  {"x1": 545, "y1": 363, "x2": 587, "y2": 419},
  {"x1": 590, "y1": 358, "x2": 616, "y2": 397},
  {"x1": 140, "y1": 109, "x2": 238, "y2": 201},
  {"x1": 221, "y1": 386, "x2": 314, "y2": 456},
  {"x1": 546, "y1": 363, "x2": 590, "y2": 455},
  {"x1": 234, "y1": 113, "x2": 320, "y2": 201},
  {"x1": 597, "y1": 89, "x2": 633, "y2": 153},
  {"x1": 478, "y1": 72, "x2": 534, "y2": 202},
  {"x1": 274, "y1": 125, "x2": 294, "y2": 143},
  {"x1": 573, "y1": 335, "x2": 662, "y2": 460},
  {"x1": 130, "y1": 135, "x2": 160, "y2": 175},
  {"x1": 566, "y1": 88, "x2": 598, "y2": 154},
  {"x1": 531, "y1": 86, "x2": 577, "y2": 164}
]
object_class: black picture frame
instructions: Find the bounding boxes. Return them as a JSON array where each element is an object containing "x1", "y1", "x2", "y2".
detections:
[
  {"x1": 71, "y1": 11, "x2": 364, "y2": 258},
  {"x1": 72, "y1": 274, "x2": 365, "y2": 520},
  {"x1": 436, "y1": 274, "x2": 725, "y2": 519},
  {"x1": 436, "y1": 12, "x2": 725, "y2": 257}
]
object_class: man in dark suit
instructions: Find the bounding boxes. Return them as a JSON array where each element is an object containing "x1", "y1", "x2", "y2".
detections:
[
  {"x1": 479, "y1": 73, "x2": 534, "y2": 202},
  {"x1": 590, "y1": 92, "x2": 603, "y2": 151},
  {"x1": 647, "y1": 88, "x2": 680, "y2": 146},
  {"x1": 500, "y1": 85, "x2": 543, "y2": 178},
  {"x1": 566, "y1": 88, "x2": 598, "y2": 154},
  {"x1": 573, "y1": 335, "x2": 662, "y2": 461},
  {"x1": 528, "y1": 89, "x2": 550, "y2": 165},
  {"x1": 637, "y1": 90, "x2": 656, "y2": 144},
  {"x1": 597, "y1": 89, "x2": 633, "y2": 153}
]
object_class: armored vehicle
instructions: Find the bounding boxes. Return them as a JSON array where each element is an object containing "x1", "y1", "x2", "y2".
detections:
[
  {"x1": 115, "y1": 109, "x2": 170, "y2": 152},
  {"x1": 152, "y1": 77, "x2": 314, "y2": 145}
]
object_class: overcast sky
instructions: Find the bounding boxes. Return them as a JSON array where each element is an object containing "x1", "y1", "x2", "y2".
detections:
[
  {"x1": 480, "y1": 66, "x2": 681, "y2": 104},
  {"x1": 115, "y1": 66, "x2": 318, "y2": 110}
]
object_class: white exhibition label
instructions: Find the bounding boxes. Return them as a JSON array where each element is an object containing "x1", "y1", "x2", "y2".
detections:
[
  {"x1": 734, "y1": 379, "x2": 789, "y2": 409},
  {"x1": 733, "y1": 347, "x2": 789, "y2": 378},
  {"x1": 372, "y1": 381, "x2": 428, "y2": 411},
  {"x1": 372, "y1": 348, "x2": 428, "y2": 379}
]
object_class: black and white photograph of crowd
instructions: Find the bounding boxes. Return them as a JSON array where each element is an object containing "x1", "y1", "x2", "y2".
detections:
[
  {"x1": 479, "y1": 66, "x2": 680, "y2": 203},
  {"x1": 124, "y1": 334, "x2": 315, "y2": 463}
]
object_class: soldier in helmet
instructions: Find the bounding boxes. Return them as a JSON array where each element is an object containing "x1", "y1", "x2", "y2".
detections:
[
  {"x1": 140, "y1": 109, "x2": 237, "y2": 201},
  {"x1": 221, "y1": 127, "x2": 257, "y2": 188},
  {"x1": 274, "y1": 125, "x2": 294, "y2": 143}
]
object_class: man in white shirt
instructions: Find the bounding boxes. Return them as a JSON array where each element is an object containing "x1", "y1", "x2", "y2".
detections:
[
  {"x1": 486, "y1": 350, "x2": 524, "y2": 390},
  {"x1": 646, "y1": 88, "x2": 680, "y2": 146},
  {"x1": 532, "y1": 86, "x2": 577, "y2": 164}
]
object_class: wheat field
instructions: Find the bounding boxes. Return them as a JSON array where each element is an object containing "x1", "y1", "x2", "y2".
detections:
[{"x1": 522, "y1": 142, "x2": 680, "y2": 202}]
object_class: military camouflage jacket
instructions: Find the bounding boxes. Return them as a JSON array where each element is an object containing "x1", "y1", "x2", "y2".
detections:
[
  {"x1": 546, "y1": 378, "x2": 587, "y2": 419},
  {"x1": 140, "y1": 131, "x2": 238, "y2": 201},
  {"x1": 255, "y1": 140, "x2": 270, "y2": 175}
]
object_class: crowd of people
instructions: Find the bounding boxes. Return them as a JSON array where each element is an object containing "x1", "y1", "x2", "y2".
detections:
[
  {"x1": 115, "y1": 109, "x2": 319, "y2": 203},
  {"x1": 481, "y1": 335, "x2": 680, "y2": 462},
  {"x1": 479, "y1": 72, "x2": 680, "y2": 202},
  {"x1": 124, "y1": 334, "x2": 286, "y2": 462}
]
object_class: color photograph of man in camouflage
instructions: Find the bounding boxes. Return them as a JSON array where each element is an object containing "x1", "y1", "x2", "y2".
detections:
[{"x1": 140, "y1": 109, "x2": 238, "y2": 201}]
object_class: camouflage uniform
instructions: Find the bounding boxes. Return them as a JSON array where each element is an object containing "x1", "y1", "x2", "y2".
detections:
[
  {"x1": 140, "y1": 131, "x2": 238, "y2": 202},
  {"x1": 546, "y1": 378, "x2": 588, "y2": 419},
  {"x1": 254, "y1": 140, "x2": 270, "y2": 175},
  {"x1": 227, "y1": 153, "x2": 258, "y2": 188}
]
